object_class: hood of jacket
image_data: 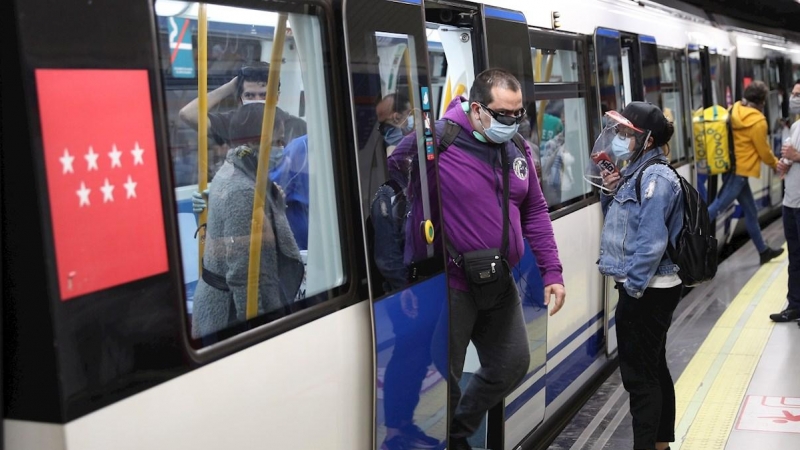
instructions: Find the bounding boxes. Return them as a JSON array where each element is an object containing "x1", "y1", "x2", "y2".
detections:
[
  {"x1": 442, "y1": 95, "x2": 478, "y2": 135},
  {"x1": 731, "y1": 100, "x2": 766, "y2": 131}
]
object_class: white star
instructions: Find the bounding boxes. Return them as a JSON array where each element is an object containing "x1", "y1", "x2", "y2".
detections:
[
  {"x1": 76, "y1": 182, "x2": 91, "y2": 207},
  {"x1": 109, "y1": 144, "x2": 122, "y2": 168},
  {"x1": 100, "y1": 178, "x2": 114, "y2": 203},
  {"x1": 85, "y1": 147, "x2": 99, "y2": 171},
  {"x1": 60, "y1": 149, "x2": 75, "y2": 174},
  {"x1": 124, "y1": 175, "x2": 137, "y2": 199},
  {"x1": 131, "y1": 142, "x2": 145, "y2": 165}
]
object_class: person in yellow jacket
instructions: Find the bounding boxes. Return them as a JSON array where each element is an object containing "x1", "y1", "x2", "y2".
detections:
[{"x1": 707, "y1": 80, "x2": 784, "y2": 265}]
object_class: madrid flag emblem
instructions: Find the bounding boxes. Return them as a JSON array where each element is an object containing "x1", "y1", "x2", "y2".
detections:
[{"x1": 35, "y1": 69, "x2": 168, "y2": 300}]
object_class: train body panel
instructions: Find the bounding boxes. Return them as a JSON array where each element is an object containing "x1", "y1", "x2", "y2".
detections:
[{"x1": 2, "y1": 0, "x2": 796, "y2": 449}]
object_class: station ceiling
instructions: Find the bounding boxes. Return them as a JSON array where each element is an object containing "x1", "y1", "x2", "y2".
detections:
[{"x1": 655, "y1": 0, "x2": 800, "y2": 35}]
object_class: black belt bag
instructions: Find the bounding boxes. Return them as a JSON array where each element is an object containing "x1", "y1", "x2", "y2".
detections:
[{"x1": 462, "y1": 248, "x2": 510, "y2": 298}]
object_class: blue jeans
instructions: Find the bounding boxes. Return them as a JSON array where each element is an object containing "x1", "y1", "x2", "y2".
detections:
[
  {"x1": 783, "y1": 206, "x2": 800, "y2": 310},
  {"x1": 707, "y1": 173, "x2": 767, "y2": 253}
]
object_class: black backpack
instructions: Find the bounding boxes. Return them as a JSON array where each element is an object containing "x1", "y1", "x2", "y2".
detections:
[
  {"x1": 635, "y1": 159, "x2": 718, "y2": 287},
  {"x1": 368, "y1": 120, "x2": 526, "y2": 288}
]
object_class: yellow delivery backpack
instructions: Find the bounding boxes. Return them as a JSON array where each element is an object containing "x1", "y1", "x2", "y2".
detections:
[{"x1": 692, "y1": 105, "x2": 733, "y2": 175}]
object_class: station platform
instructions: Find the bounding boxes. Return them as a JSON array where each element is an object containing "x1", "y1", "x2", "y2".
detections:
[{"x1": 552, "y1": 219, "x2": 800, "y2": 450}]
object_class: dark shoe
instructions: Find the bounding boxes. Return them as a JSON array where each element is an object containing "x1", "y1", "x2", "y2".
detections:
[
  {"x1": 760, "y1": 247, "x2": 784, "y2": 265},
  {"x1": 400, "y1": 424, "x2": 440, "y2": 448},
  {"x1": 381, "y1": 435, "x2": 411, "y2": 450},
  {"x1": 770, "y1": 307, "x2": 800, "y2": 322},
  {"x1": 449, "y1": 436, "x2": 473, "y2": 450}
]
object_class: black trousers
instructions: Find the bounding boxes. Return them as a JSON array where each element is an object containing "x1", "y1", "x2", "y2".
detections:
[{"x1": 615, "y1": 283, "x2": 682, "y2": 449}]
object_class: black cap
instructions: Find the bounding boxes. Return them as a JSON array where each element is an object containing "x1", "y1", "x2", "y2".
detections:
[{"x1": 621, "y1": 101, "x2": 667, "y2": 137}]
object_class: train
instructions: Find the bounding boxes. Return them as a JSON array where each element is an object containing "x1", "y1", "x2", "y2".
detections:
[{"x1": 2, "y1": 0, "x2": 798, "y2": 449}]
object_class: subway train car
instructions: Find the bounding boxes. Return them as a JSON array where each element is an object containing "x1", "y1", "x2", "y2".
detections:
[{"x1": 2, "y1": 1, "x2": 799, "y2": 450}]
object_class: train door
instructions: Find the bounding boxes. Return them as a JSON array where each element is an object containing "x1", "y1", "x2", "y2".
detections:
[
  {"x1": 423, "y1": 3, "x2": 544, "y2": 449},
  {"x1": 342, "y1": 1, "x2": 449, "y2": 449},
  {"x1": 593, "y1": 28, "x2": 662, "y2": 356}
]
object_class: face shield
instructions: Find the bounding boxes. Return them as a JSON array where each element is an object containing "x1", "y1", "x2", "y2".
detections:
[{"x1": 584, "y1": 110, "x2": 651, "y2": 192}]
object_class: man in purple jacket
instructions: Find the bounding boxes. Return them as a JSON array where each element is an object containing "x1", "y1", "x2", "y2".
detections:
[{"x1": 390, "y1": 69, "x2": 566, "y2": 449}]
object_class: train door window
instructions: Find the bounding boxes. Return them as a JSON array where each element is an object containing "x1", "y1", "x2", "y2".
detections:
[
  {"x1": 426, "y1": 23, "x2": 476, "y2": 121},
  {"x1": 154, "y1": 1, "x2": 346, "y2": 347},
  {"x1": 658, "y1": 48, "x2": 688, "y2": 162},
  {"x1": 529, "y1": 30, "x2": 592, "y2": 211},
  {"x1": 594, "y1": 29, "x2": 623, "y2": 120},
  {"x1": 640, "y1": 38, "x2": 661, "y2": 107}
]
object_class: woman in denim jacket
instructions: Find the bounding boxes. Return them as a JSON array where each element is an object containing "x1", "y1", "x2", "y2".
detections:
[{"x1": 596, "y1": 102, "x2": 683, "y2": 450}]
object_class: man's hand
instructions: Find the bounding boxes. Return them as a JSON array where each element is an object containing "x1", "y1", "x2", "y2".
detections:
[
  {"x1": 544, "y1": 283, "x2": 566, "y2": 316},
  {"x1": 782, "y1": 142, "x2": 800, "y2": 162}
]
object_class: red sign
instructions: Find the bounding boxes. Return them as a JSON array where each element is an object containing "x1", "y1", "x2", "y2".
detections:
[{"x1": 35, "y1": 69, "x2": 168, "y2": 300}]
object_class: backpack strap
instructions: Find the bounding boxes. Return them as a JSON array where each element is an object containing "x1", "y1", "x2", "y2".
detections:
[
  {"x1": 437, "y1": 120, "x2": 462, "y2": 153},
  {"x1": 726, "y1": 108, "x2": 736, "y2": 173},
  {"x1": 634, "y1": 158, "x2": 671, "y2": 203}
]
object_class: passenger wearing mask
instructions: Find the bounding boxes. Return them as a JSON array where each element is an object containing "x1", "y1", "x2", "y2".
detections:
[
  {"x1": 378, "y1": 92, "x2": 415, "y2": 153},
  {"x1": 596, "y1": 102, "x2": 682, "y2": 450},
  {"x1": 770, "y1": 79, "x2": 800, "y2": 323},
  {"x1": 389, "y1": 69, "x2": 566, "y2": 450},
  {"x1": 181, "y1": 61, "x2": 307, "y2": 207},
  {"x1": 706, "y1": 80, "x2": 784, "y2": 265},
  {"x1": 191, "y1": 103, "x2": 304, "y2": 338}
]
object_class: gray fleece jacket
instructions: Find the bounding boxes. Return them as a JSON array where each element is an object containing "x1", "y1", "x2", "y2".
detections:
[{"x1": 192, "y1": 147, "x2": 304, "y2": 338}]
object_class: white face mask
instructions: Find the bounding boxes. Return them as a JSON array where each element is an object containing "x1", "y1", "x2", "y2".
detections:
[
  {"x1": 242, "y1": 99, "x2": 266, "y2": 105},
  {"x1": 611, "y1": 135, "x2": 632, "y2": 161},
  {"x1": 790, "y1": 97, "x2": 800, "y2": 114},
  {"x1": 479, "y1": 109, "x2": 519, "y2": 143}
]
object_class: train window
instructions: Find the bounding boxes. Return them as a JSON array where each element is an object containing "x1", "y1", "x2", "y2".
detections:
[
  {"x1": 528, "y1": 31, "x2": 593, "y2": 210},
  {"x1": 538, "y1": 97, "x2": 593, "y2": 207},
  {"x1": 641, "y1": 42, "x2": 661, "y2": 107},
  {"x1": 658, "y1": 49, "x2": 688, "y2": 162},
  {"x1": 154, "y1": 1, "x2": 345, "y2": 347},
  {"x1": 532, "y1": 48, "x2": 580, "y2": 83}
]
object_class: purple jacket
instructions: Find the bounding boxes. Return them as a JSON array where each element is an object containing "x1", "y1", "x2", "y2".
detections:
[{"x1": 390, "y1": 97, "x2": 563, "y2": 291}]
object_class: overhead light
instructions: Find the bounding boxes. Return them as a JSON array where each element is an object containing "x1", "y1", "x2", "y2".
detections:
[{"x1": 762, "y1": 43, "x2": 788, "y2": 51}]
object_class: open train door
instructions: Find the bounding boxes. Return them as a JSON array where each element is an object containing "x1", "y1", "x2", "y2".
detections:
[
  {"x1": 342, "y1": 1, "x2": 449, "y2": 449},
  {"x1": 424, "y1": 2, "x2": 546, "y2": 448},
  {"x1": 593, "y1": 28, "x2": 662, "y2": 357}
]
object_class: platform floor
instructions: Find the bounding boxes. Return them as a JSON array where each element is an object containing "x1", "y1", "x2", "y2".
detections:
[{"x1": 551, "y1": 219, "x2": 799, "y2": 450}]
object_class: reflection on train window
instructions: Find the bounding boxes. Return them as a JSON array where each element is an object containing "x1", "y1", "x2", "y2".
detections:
[
  {"x1": 532, "y1": 48, "x2": 579, "y2": 83},
  {"x1": 538, "y1": 98, "x2": 592, "y2": 207},
  {"x1": 154, "y1": 1, "x2": 344, "y2": 346},
  {"x1": 426, "y1": 25, "x2": 474, "y2": 121},
  {"x1": 659, "y1": 51, "x2": 687, "y2": 162}
]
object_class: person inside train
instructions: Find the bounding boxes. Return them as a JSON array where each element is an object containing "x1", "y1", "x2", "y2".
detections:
[
  {"x1": 192, "y1": 132, "x2": 310, "y2": 252},
  {"x1": 191, "y1": 103, "x2": 304, "y2": 338},
  {"x1": 706, "y1": 80, "x2": 784, "y2": 265},
  {"x1": 179, "y1": 60, "x2": 306, "y2": 148},
  {"x1": 596, "y1": 101, "x2": 682, "y2": 450},
  {"x1": 389, "y1": 68, "x2": 566, "y2": 450},
  {"x1": 770, "y1": 79, "x2": 800, "y2": 323}
]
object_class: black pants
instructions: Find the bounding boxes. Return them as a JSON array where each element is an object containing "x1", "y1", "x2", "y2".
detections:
[
  {"x1": 433, "y1": 278, "x2": 530, "y2": 440},
  {"x1": 615, "y1": 283, "x2": 682, "y2": 449},
  {"x1": 783, "y1": 206, "x2": 800, "y2": 310}
]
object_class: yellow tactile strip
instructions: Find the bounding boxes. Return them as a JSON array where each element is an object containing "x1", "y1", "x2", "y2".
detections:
[{"x1": 672, "y1": 248, "x2": 788, "y2": 450}]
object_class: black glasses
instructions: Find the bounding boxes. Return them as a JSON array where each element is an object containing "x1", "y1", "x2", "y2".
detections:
[
  {"x1": 479, "y1": 103, "x2": 526, "y2": 126},
  {"x1": 613, "y1": 126, "x2": 637, "y2": 139}
]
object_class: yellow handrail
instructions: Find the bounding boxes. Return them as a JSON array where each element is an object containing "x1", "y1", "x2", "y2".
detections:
[
  {"x1": 537, "y1": 53, "x2": 554, "y2": 143},
  {"x1": 197, "y1": 4, "x2": 208, "y2": 275},
  {"x1": 403, "y1": 47, "x2": 415, "y2": 110},
  {"x1": 246, "y1": 13, "x2": 288, "y2": 320}
]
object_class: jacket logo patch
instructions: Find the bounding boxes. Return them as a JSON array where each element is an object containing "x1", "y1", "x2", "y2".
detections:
[{"x1": 513, "y1": 157, "x2": 528, "y2": 180}]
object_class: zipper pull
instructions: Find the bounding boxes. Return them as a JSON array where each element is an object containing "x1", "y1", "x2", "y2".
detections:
[{"x1": 491, "y1": 262, "x2": 496, "y2": 274}]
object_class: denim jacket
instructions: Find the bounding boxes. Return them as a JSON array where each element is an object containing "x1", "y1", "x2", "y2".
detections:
[{"x1": 598, "y1": 148, "x2": 683, "y2": 298}]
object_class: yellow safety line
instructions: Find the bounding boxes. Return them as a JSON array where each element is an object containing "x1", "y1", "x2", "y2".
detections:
[{"x1": 672, "y1": 246, "x2": 788, "y2": 450}]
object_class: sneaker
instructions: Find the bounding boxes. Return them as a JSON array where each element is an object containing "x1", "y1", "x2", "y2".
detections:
[
  {"x1": 769, "y1": 307, "x2": 800, "y2": 322},
  {"x1": 381, "y1": 435, "x2": 411, "y2": 450},
  {"x1": 759, "y1": 247, "x2": 784, "y2": 265},
  {"x1": 400, "y1": 424, "x2": 441, "y2": 449},
  {"x1": 449, "y1": 436, "x2": 473, "y2": 450}
]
